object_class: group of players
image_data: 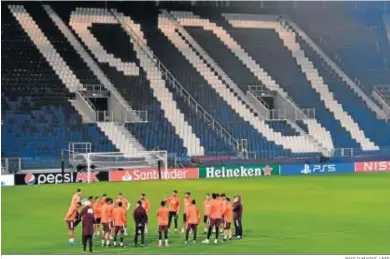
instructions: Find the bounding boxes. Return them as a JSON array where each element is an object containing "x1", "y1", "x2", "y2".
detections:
[{"x1": 64, "y1": 189, "x2": 244, "y2": 252}]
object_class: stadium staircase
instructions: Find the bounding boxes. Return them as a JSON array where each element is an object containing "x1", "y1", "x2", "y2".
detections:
[
  {"x1": 110, "y1": 7, "x2": 318, "y2": 157},
  {"x1": 287, "y1": 5, "x2": 390, "y2": 95},
  {"x1": 15, "y1": 4, "x2": 146, "y2": 155},
  {"x1": 281, "y1": 16, "x2": 387, "y2": 120},
  {"x1": 278, "y1": 10, "x2": 390, "y2": 149},
  {"x1": 2, "y1": 5, "x2": 117, "y2": 168},
  {"x1": 65, "y1": 7, "x2": 205, "y2": 156},
  {"x1": 296, "y1": 37, "x2": 390, "y2": 148},
  {"x1": 111, "y1": 10, "x2": 238, "y2": 155},
  {"x1": 168, "y1": 11, "x2": 333, "y2": 153},
  {"x1": 159, "y1": 11, "x2": 324, "y2": 154},
  {"x1": 41, "y1": 5, "x2": 148, "y2": 154},
  {"x1": 218, "y1": 13, "x2": 379, "y2": 150}
]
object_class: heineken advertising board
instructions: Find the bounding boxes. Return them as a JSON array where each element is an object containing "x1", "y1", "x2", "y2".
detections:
[{"x1": 199, "y1": 165, "x2": 280, "y2": 179}]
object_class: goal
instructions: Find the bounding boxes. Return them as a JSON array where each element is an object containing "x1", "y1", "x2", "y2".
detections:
[{"x1": 70, "y1": 150, "x2": 168, "y2": 174}]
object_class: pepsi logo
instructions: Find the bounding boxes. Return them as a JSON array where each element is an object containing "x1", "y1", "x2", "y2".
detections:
[{"x1": 24, "y1": 173, "x2": 36, "y2": 185}]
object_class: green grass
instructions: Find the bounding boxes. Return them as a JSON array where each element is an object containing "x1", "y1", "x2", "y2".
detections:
[{"x1": 2, "y1": 173, "x2": 390, "y2": 254}]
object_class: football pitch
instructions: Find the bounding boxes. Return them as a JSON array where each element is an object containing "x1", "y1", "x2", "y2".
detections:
[{"x1": 2, "y1": 173, "x2": 390, "y2": 255}]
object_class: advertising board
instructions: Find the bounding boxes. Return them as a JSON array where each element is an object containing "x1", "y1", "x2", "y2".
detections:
[
  {"x1": 281, "y1": 163, "x2": 354, "y2": 176},
  {"x1": 15, "y1": 171, "x2": 108, "y2": 185},
  {"x1": 109, "y1": 168, "x2": 199, "y2": 182},
  {"x1": 355, "y1": 161, "x2": 390, "y2": 172},
  {"x1": 199, "y1": 165, "x2": 280, "y2": 179},
  {"x1": 1, "y1": 174, "x2": 15, "y2": 187}
]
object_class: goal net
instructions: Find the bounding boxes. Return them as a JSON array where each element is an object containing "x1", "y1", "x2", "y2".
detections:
[{"x1": 69, "y1": 150, "x2": 168, "y2": 174}]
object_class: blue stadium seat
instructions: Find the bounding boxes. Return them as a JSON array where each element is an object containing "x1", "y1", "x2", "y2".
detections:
[{"x1": 1, "y1": 6, "x2": 117, "y2": 168}]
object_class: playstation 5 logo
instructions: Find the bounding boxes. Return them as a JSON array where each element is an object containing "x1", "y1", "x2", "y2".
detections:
[
  {"x1": 301, "y1": 164, "x2": 312, "y2": 174},
  {"x1": 301, "y1": 164, "x2": 336, "y2": 174}
]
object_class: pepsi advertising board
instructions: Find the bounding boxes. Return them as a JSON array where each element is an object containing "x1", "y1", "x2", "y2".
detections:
[
  {"x1": 15, "y1": 171, "x2": 109, "y2": 186},
  {"x1": 280, "y1": 162, "x2": 355, "y2": 176}
]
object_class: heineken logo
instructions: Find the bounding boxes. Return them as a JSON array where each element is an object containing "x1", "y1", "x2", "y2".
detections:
[
  {"x1": 201, "y1": 165, "x2": 279, "y2": 179},
  {"x1": 263, "y1": 165, "x2": 273, "y2": 176}
]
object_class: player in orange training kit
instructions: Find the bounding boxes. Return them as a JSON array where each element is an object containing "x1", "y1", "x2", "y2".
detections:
[
  {"x1": 70, "y1": 189, "x2": 82, "y2": 208},
  {"x1": 101, "y1": 198, "x2": 114, "y2": 247},
  {"x1": 218, "y1": 193, "x2": 226, "y2": 234},
  {"x1": 202, "y1": 193, "x2": 212, "y2": 234},
  {"x1": 93, "y1": 195, "x2": 105, "y2": 237},
  {"x1": 181, "y1": 192, "x2": 192, "y2": 233},
  {"x1": 156, "y1": 200, "x2": 170, "y2": 247},
  {"x1": 202, "y1": 193, "x2": 223, "y2": 244},
  {"x1": 112, "y1": 202, "x2": 127, "y2": 248},
  {"x1": 140, "y1": 193, "x2": 150, "y2": 234},
  {"x1": 223, "y1": 197, "x2": 233, "y2": 241},
  {"x1": 166, "y1": 190, "x2": 180, "y2": 232},
  {"x1": 116, "y1": 193, "x2": 130, "y2": 236},
  {"x1": 185, "y1": 199, "x2": 200, "y2": 244},
  {"x1": 64, "y1": 201, "x2": 82, "y2": 245}
]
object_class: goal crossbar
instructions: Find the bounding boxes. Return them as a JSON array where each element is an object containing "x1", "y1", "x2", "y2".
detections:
[{"x1": 69, "y1": 150, "x2": 168, "y2": 173}]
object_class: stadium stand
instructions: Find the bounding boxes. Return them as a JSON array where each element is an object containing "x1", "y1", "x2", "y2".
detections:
[
  {"x1": 287, "y1": 3, "x2": 390, "y2": 92},
  {"x1": 1, "y1": 1, "x2": 390, "y2": 171},
  {"x1": 1, "y1": 5, "x2": 117, "y2": 169}
]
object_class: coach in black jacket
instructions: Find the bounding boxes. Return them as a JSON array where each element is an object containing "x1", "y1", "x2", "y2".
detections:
[
  {"x1": 133, "y1": 200, "x2": 148, "y2": 246},
  {"x1": 233, "y1": 195, "x2": 243, "y2": 239}
]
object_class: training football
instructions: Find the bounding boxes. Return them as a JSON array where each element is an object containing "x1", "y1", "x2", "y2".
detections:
[{"x1": 2, "y1": 173, "x2": 390, "y2": 254}]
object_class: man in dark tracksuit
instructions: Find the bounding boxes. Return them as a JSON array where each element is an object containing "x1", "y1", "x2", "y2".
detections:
[
  {"x1": 79, "y1": 202, "x2": 95, "y2": 252},
  {"x1": 232, "y1": 195, "x2": 243, "y2": 239},
  {"x1": 133, "y1": 200, "x2": 148, "y2": 247}
]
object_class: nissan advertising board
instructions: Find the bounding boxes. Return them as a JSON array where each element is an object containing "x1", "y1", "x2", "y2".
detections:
[{"x1": 355, "y1": 161, "x2": 390, "y2": 173}]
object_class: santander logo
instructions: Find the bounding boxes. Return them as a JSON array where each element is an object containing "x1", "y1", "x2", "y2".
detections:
[
  {"x1": 110, "y1": 168, "x2": 199, "y2": 182},
  {"x1": 24, "y1": 173, "x2": 36, "y2": 185},
  {"x1": 122, "y1": 172, "x2": 133, "y2": 181}
]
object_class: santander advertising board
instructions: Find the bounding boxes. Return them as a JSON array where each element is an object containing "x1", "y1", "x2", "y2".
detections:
[{"x1": 109, "y1": 168, "x2": 199, "y2": 182}]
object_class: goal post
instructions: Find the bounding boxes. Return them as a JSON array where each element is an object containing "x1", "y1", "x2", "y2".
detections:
[{"x1": 69, "y1": 150, "x2": 168, "y2": 183}]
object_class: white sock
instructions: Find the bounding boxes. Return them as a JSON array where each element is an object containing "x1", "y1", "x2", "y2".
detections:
[
  {"x1": 124, "y1": 228, "x2": 128, "y2": 235},
  {"x1": 101, "y1": 239, "x2": 104, "y2": 245},
  {"x1": 158, "y1": 240, "x2": 162, "y2": 246},
  {"x1": 106, "y1": 240, "x2": 110, "y2": 246},
  {"x1": 113, "y1": 241, "x2": 117, "y2": 246},
  {"x1": 165, "y1": 239, "x2": 169, "y2": 245},
  {"x1": 120, "y1": 242, "x2": 123, "y2": 246},
  {"x1": 69, "y1": 238, "x2": 74, "y2": 243}
]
